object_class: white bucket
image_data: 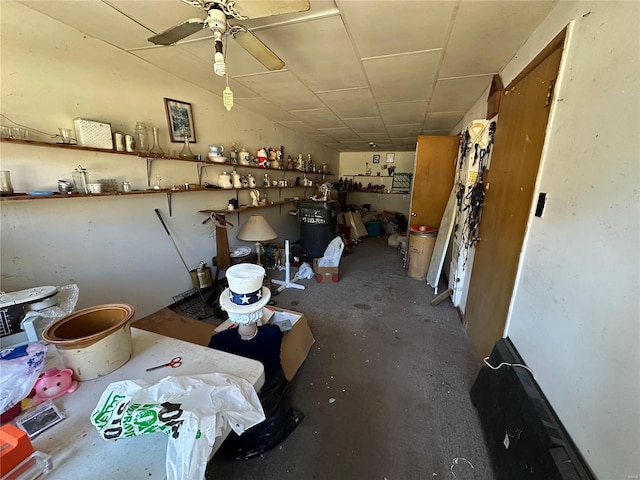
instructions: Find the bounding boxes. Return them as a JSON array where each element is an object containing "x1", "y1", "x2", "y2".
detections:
[{"x1": 43, "y1": 304, "x2": 134, "y2": 381}]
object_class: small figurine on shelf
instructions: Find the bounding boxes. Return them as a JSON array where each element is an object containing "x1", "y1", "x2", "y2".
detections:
[
  {"x1": 250, "y1": 189, "x2": 260, "y2": 206},
  {"x1": 263, "y1": 173, "x2": 270, "y2": 187},
  {"x1": 257, "y1": 148, "x2": 268, "y2": 168},
  {"x1": 297, "y1": 154, "x2": 304, "y2": 171},
  {"x1": 229, "y1": 142, "x2": 238, "y2": 163},
  {"x1": 287, "y1": 156, "x2": 295, "y2": 170},
  {"x1": 247, "y1": 174, "x2": 256, "y2": 188}
]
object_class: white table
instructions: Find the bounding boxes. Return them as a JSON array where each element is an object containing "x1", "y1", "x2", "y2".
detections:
[{"x1": 30, "y1": 327, "x2": 265, "y2": 479}]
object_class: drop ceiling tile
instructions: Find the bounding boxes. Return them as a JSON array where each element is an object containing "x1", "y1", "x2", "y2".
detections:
[
  {"x1": 440, "y1": 1, "x2": 556, "y2": 77},
  {"x1": 106, "y1": 0, "x2": 210, "y2": 38},
  {"x1": 342, "y1": 117, "x2": 386, "y2": 134},
  {"x1": 337, "y1": 0, "x2": 455, "y2": 57},
  {"x1": 422, "y1": 129, "x2": 455, "y2": 136},
  {"x1": 323, "y1": 142, "x2": 347, "y2": 150},
  {"x1": 278, "y1": 121, "x2": 320, "y2": 134},
  {"x1": 289, "y1": 108, "x2": 345, "y2": 129},
  {"x1": 317, "y1": 127, "x2": 360, "y2": 140},
  {"x1": 379, "y1": 101, "x2": 429, "y2": 126},
  {"x1": 393, "y1": 137, "x2": 419, "y2": 146},
  {"x1": 360, "y1": 133, "x2": 391, "y2": 142},
  {"x1": 133, "y1": 45, "x2": 224, "y2": 91},
  {"x1": 317, "y1": 88, "x2": 379, "y2": 118},
  {"x1": 424, "y1": 112, "x2": 466, "y2": 131},
  {"x1": 386, "y1": 124, "x2": 423, "y2": 138},
  {"x1": 305, "y1": 134, "x2": 334, "y2": 143},
  {"x1": 19, "y1": 0, "x2": 153, "y2": 49},
  {"x1": 364, "y1": 50, "x2": 440, "y2": 103},
  {"x1": 233, "y1": 99, "x2": 298, "y2": 122},
  {"x1": 234, "y1": 71, "x2": 323, "y2": 110},
  {"x1": 429, "y1": 75, "x2": 494, "y2": 112},
  {"x1": 256, "y1": 16, "x2": 367, "y2": 92}
]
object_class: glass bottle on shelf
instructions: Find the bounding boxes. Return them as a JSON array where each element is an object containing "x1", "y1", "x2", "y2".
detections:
[
  {"x1": 72, "y1": 165, "x2": 89, "y2": 194},
  {"x1": 149, "y1": 127, "x2": 164, "y2": 157},
  {"x1": 134, "y1": 122, "x2": 150, "y2": 153},
  {"x1": 0, "y1": 170, "x2": 14, "y2": 195},
  {"x1": 179, "y1": 131, "x2": 194, "y2": 159}
]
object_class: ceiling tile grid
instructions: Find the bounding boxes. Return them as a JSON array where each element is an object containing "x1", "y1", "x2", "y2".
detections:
[{"x1": 16, "y1": 0, "x2": 557, "y2": 151}]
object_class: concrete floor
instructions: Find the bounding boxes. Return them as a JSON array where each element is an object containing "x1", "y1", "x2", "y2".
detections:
[{"x1": 205, "y1": 236, "x2": 495, "y2": 479}]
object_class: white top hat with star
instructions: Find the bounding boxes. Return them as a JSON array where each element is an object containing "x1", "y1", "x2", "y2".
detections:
[{"x1": 219, "y1": 263, "x2": 271, "y2": 321}]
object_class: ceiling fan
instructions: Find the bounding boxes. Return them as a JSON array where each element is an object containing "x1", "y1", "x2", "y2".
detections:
[{"x1": 148, "y1": 0, "x2": 310, "y2": 76}]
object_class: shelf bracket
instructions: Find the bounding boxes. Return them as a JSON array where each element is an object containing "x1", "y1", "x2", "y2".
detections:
[
  {"x1": 166, "y1": 192, "x2": 172, "y2": 216},
  {"x1": 197, "y1": 163, "x2": 212, "y2": 185},
  {"x1": 146, "y1": 158, "x2": 153, "y2": 187}
]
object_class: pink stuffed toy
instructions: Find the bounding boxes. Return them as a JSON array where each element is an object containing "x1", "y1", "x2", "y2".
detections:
[{"x1": 33, "y1": 368, "x2": 78, "y2": 404}]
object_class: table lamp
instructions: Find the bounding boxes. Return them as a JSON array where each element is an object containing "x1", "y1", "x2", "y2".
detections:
[{"x1": 237, "y1": 215, "x2": 278, "y2": 266}]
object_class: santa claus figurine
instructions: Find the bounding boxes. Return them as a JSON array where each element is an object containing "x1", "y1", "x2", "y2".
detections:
[{"x1": 257, "y1": 148, "x2": 268, "y2": 168}]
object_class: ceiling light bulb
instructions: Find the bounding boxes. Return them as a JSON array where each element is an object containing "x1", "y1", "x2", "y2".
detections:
[{"x1": 213, "y1": 52, "x2": 225, "y2": 76}]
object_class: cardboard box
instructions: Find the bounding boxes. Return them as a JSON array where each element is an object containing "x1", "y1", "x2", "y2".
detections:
[
  {"x1": 132, "y1": 308, "x2": 215, "y2": 345},
  {"x1": 213, "y1": 306, "x2": 315, "y2": 380},
  {"x1": 133, "y1": 306, "x2": 314, "y2": 381},
  {"x1": 313, "y1": 258, "x2": 339, "y2": 283}
]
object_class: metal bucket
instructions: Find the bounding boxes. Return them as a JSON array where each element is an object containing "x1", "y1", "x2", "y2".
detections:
[
  {"x1": 190, "y1": 266, "x2": 213, "y2": 289},
  {"x1": 43, "y1": 304, "x2": 134, "y2": 381}
]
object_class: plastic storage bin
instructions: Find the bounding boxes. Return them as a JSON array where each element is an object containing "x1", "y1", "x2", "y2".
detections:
[{"x1": 365, "y1": 221, "x2": 382, "y2": 237}]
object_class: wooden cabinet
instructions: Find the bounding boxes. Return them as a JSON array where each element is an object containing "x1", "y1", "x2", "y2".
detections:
[{"x1": 409, "y1": 135, "x2": 459, "y2": 229}]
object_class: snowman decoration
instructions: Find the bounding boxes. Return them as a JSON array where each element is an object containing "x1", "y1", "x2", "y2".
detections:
[{"x1": 257, "y1": 148, "x2": 268, "y2": 168}]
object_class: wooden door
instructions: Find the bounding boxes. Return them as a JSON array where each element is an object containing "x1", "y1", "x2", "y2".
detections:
[
  {"x1": 464, "y1": 35, "x2": 564, "y2": 357},
  {"x1": 409, "y1": 136, "x2": 459, "y2": 229}
]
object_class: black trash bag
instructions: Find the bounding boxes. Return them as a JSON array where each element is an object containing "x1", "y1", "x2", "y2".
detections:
[{"x1": 214, "y1": 368, "x2": 304, "y2": 460}]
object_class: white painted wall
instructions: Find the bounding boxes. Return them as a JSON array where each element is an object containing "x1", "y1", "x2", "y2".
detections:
[
  {"x1": 455, "y1": 2, "x2": 640, "y2": 477},
  {"x1": 338, "y1": 151, "x2": 415, "y2": 217},
  {"x1": 0, "y1": 2, "x2": 338, "y2": 318}
]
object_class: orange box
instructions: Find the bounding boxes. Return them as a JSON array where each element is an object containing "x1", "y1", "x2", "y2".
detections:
[{"x1": 0, "y1": 424, "x2": 34, "y2": 476}]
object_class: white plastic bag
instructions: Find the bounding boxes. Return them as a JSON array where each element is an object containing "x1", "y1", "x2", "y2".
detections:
[
  {"x1": 0, "y1": 342, "x2": 48, "y2": 415},
  {"x1": 318, "y1": 236, "x2": 344, "y2": 267},
  {"x1": 297, "y1": 262, "x2": 315, "y2": 279},
  {"x1": 90, "y1": 373, "x2": 265, "y2": 480}
]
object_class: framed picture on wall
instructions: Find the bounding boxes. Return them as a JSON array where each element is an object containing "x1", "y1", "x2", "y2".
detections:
[
  {"x1": 372, "y1": 154, "x2": 381, "y2": 163},
  {"x1": 164, "y1": 98, "x2": 196, "y2": 143},
  {"x1": 386, "y1": 153, "x2": 395, "y2": 163}
]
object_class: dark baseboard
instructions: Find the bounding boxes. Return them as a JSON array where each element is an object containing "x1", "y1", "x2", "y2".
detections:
[{"x1": 470, "y1": 338, "x2": 595, "y2": 480}]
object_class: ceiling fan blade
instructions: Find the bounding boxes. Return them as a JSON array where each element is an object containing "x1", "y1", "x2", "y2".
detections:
[
  {"x1": 148, "y1": 18, "x2": 206, "y2": 45},
  {"x1": 233, "y1": 0, "x2": 310, "y2": 20},
  {"x1": 232, "y1": 29, "x2": 285, "y2": 71}
]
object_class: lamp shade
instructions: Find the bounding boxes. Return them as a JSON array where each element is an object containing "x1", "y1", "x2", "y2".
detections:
[{"x1": 237, "y1": 215, "x2": 278, "y2": 242}]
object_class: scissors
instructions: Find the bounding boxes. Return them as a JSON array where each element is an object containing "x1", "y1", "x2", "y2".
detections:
[{"x1": 145, "y1": 356, "x2": 182, "y2": 372}]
